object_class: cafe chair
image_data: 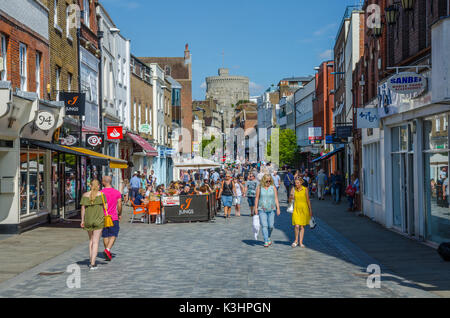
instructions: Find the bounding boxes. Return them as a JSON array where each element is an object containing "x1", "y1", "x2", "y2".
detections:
[
  {"x1": 147, "y1": 199, "x2": 162, "y2": 224},
  {"x1": 130, "y1": 201, "x2": 147, "y2": 224}
]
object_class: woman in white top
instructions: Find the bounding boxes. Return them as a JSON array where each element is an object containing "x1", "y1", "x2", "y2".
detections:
[{"x1": 233, "y1": 177, "x2": 243, "y2": 217}]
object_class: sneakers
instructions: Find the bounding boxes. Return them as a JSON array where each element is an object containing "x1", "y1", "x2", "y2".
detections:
[
  {"x1": 89, "y1": 264, "x2": 98, "y2": 271},
  {"x1": 104, "y1": 249, "x2": 112, "y2": 261},
  {"x1": 264, "y1": 242, "x2": 270, "y2": 248}
]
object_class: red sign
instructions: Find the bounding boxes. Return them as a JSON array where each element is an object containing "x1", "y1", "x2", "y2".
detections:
[{"x1": 107, "y1": 126, "x2": 123, "y2": 140}]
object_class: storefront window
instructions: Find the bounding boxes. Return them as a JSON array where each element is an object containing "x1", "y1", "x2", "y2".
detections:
[
  {"x1": 423, "y1": 113, "x2": 450, "y2": 244},
  {"x1": 65, "y1": 154, "x2": 77, "y2": 212},
  {"x1": 19, "y1": 150, "x2": 47, "y2": 217}
]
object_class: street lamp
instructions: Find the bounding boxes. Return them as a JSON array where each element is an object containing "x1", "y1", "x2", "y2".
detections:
[
  {"x1": 385, "y1": 5, "x2": 399, "y2": 25},
  {"x1": 401, "y1": 0, "x2": 415, "y2": 11}
]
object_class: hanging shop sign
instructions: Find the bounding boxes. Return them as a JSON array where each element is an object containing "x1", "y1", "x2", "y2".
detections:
[
  {"x1": 310, "y1": 139, "x2": 322, "y2": 145},
  {"x1": 139, "y1": 124, "x2": 151, "y2": 134},
  {"x1": 35, "y1": 111, "x2": 56, "y2": 131},
  {"x1": 59, "y1": 92, "x2": 86, "y2": 116},
  {"x1": 356, "y1": 108, "x2": 380, "y2": 129},
  {"x1": 86, "y1": 134, "x2": 104, "y2": 147},
  {"x1": 336, "y1": 126, "x2": 352, "y2": 138},
  {"x1": 388, "y1": 72, "x2": 427, "y2": 95},
  {"x1": 308, "y1": 127, "x2": 322, "y2": 140},
  {"x1": 60, "y1": 134, "x2": 78, "y2": 146},
  {"x1": 107, "y1": 126, "x2": 123, "y2": 140},
  {"x1": 326, "y1": 135, "x2": 348, "y2": 144}
]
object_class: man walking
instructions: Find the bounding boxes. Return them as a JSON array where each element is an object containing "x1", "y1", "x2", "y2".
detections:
[
  {"x1": 272, "y1": 170, "x2": 281, "y2": 191},
  {"x1": 101, "y1": 176, "x2": 122, "y2": 262},
  {"x1": 129, "y1": 171, "x2": 141, "y2": 202},
  {"x1": 316, "y1": 169, "x2": 327, "y2": 200},
  {"x1": 283, "y1": 169, "x2": 294, "y2": 202}
]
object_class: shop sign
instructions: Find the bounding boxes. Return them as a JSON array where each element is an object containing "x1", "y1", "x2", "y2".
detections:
[
  {"x1": 35, "y1": 111, "x2": 56, "y2": 131},
  {"x1": 310, "y1": 140, "x2": 322, "y2": 145},
  {"x1": 162, "y1": 196, "x2": 180, "y2": 207},
  {"x1": 336, "y1": 126, "x2": 352, "y2": 138},
  {"x1": 59, "y1": 92, "x2": 86, "y2": 116},
  {"x1": 165, "y1": 148, "x2": 174, "y2": 156},
  {"x1": 107, "y1": 126, "x2": 123, "y2": 140},
  {"x1": 60, "y1": 135, "x2": 77, "y2": 146},
  {"x1": 357, "y1": 108, "x2": 379, "y2": 128},
  {"x1": 308, "y1": 127, "x2": 322, "y2": 140},
  {"x1": 388, "y1": 72, "x2": 427, "y2": 95},
  {"x1": 326, "y1": 135, "x2": 348, "y2": 144},
  {"x1": 86, "y1": 134, "x2": 104, "y2": 147},
  {"x1": 139, "y1": 124, "x2": 151, "y2": 134},
  {"x1": 193, "y1": 142, "x2": 200, "y2": 152}
]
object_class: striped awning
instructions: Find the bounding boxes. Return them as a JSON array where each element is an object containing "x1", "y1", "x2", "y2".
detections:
[{"x1": 61, "y1": 146, "x2": 128, "y2": 169}]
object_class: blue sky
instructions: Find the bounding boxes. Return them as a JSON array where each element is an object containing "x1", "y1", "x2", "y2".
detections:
[{"x1": 101, "y1": 0, "x2": 363, "y2": 100}]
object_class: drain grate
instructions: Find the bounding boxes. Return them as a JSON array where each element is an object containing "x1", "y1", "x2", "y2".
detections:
[{"x1": 38, "y1": 272, "x2": 65, "y2": 276}]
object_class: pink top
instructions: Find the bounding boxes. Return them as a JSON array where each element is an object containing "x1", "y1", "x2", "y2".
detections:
[{"x1": 101, "y1": 187, "x2": 122, "y2": 221}]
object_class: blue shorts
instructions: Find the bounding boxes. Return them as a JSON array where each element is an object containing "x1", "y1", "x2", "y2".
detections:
[
  {"x1": 247, "y1": 197, "x2": 256, "y2": 207},
  {"x1": 102, "y1": 220, "x2": 120, "y2": 238},
  {"x1": 221, "y1": 195, "x2": 233, "y2": 207}
]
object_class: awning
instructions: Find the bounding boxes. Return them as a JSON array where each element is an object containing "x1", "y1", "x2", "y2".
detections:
[
  {"x1": 61, "y1": 146, "x2": 128, "y2": 169},
  {"x1": 127, "y1": 132, "x2": 158, "y2": 156},
  {"x1": 25, "y1": 139, "x2": 109, "y2": 166},
  {"x1": 311, "y1": 147, "x2": 345, "y2": 163}
]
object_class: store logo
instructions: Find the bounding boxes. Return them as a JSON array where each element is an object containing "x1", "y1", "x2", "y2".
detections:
[
  {"x1": 87, "y1": 135, "x2": 103, "y2": 147},
  {"x1": 35, "y1": 111, "x2": 55, "y2": 131},
  {"x1": 60, "y1": 135, "x2": 77, "y2": 146},
  {"x1": 181, "y1": 198, "x2": 192, "y2": 210},
  {"x1": 107, "y1": 126, "x2": 123, "y2": 140}
]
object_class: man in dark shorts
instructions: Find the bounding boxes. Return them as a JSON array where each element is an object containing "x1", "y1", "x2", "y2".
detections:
[{"x1": 101, "y1": 176, "x2": 122, "y2": 262}]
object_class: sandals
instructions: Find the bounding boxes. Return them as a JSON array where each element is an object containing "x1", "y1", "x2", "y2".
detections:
[{"x1": 291, "y1": 242, "x2": 298, "y2": 248}]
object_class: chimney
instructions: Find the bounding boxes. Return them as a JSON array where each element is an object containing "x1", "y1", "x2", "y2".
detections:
[{"x1": 432, "y1": 16, "x2": 450, "y2": 103}]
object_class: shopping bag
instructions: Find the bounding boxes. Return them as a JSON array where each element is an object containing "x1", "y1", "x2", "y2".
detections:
[
  {"x1": 287, "y1": 202, "x2": 294, "y2": 213},
  {"x1": 309, "y1": 216, "x2": 317, "y2": 229},
  {"x1": 252, "y1": 215, "x2": 260, "y2": 240}
]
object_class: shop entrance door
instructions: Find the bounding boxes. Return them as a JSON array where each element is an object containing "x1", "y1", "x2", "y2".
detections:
[{"x1": 392, "y1": 125, "x2": 415, "y2": 235}]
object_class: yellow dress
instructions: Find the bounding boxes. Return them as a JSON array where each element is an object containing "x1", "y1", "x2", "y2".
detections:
[{"x1": 292, "y1": 187, "x2": 311, "y2": 226}]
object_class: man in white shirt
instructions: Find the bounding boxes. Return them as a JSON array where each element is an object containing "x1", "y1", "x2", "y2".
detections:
[{"x1": 272, "y1": 171, "x2": 281, "y2": 191}]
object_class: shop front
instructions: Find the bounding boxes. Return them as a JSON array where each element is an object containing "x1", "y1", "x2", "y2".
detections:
[{"x1": 126, "y1": 132, "x2": 158, "y2": 175}]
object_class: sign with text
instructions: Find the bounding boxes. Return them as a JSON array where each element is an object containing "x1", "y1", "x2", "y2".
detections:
[
  {"x1": 336, "y1": 126, "x2": 352, "y2": 138},
  {"x1": 308, "y1": 127, "x2": 322, "y2": 140},
  {"x1": 107, "y1": 126, "x2": 123, "y2": 140},
  {"x1": 326, "y1": 135, "x2": 348, "y2": 144},
  {"x1": 357, "y1": 108, "x2": 380, "y2": 129},
  {"x1": 60, "y1": 92, "x2": 86, "y2": 116},
  {"x1": 388, "y1": 72, "x2": 427, "y2": 95},
  {"x1": 35, "y1": 111, "x2": 56, "y2": 131},
  {"x1": 164, "y1": 195, "x2": 210, "y2": 223},
  {"x1": 139, "y1": 124, "x2": 151, "y2": 134},
  {"x1": 162, "y1": 196, "x2": 180, "y2": 207}
]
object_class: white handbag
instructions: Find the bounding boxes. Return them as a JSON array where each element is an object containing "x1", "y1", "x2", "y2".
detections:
[
  {"x1": 309, "y1": 216, "x2": 317, "y2": 229},
  {"x1": 252, "y1": 215, "x2": 260, "y2": 240},
  {"x1": 287, "y1": 202, "x2": 294, "y2": 213}
]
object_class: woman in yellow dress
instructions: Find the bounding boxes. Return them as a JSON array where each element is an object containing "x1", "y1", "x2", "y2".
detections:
[{"x1": 289, "y1": 178, "x2": 312, "y2": 248}]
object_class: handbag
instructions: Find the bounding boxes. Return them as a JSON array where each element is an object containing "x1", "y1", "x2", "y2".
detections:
[
  {"x1": 101, "y1": 193, "x2": 114, "y2": 228},
  {"x1": 252, "y1": 215, "x2": 260, "y2": 240},
  {"x1": 287, "y1": 202, "x2": 294, "y2": 213},
  {"x1": 309, "y1": 216, "x2": 317, "y2": 229}
]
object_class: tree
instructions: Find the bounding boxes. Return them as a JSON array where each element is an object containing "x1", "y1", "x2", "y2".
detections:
[
  {"x1": 201, "y1": 135, "x2": 216, "y2": 156},
  {"x1": 266, "y1": 128, "x2": 298, "y2": 167}
]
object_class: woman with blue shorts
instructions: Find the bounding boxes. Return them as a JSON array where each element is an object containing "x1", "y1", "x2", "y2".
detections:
[{"x1": 219, "y1": 174, "x2": 235, "y2": 219}]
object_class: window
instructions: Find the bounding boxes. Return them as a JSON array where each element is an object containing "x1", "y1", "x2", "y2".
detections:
[
  {"x1": 122, "y1": 58, "x2": 126, "y2": 85},
  {"x1": 165, "y1": 65, "x2": 171, "y2": 76},
  {"x1": 35, "y1": 52, "x2": 41, "y2": 97},
  {"x1": 19, "y1": 43, "x2": 27, "y2": 91},
  {"x1": 0, "y1": 35, "x2": 7, "y2": 81},
  {"x1": 66, "y1": 5, "x2": 73, "y2": 40},
  {"x1": 68, "y1": 72, "x2": 72, "y2": 92},
  {"x1": 83, "y1": 0, "x2": 90, "y2": 28},
  {"x1": 55, "y1": 67, "x2": 61, "y2": 100},
  {"x1": 117, "y1": 55, "x2": 121, "y2": 84},
  {"x1": 20, "y1": 150, "x2": 47, "y2": 217},
  {"x1": 54, "y1": 0, "x2": 58, "y2": 26}
]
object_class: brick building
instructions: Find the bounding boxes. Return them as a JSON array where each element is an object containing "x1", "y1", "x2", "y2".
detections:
[
  {"x1": 139, "y1": 44, "x2": 193, "y2": 153},
  {"x1": 355, "y1": 0, "x2": 450, "y2": 245},
  {"x1": 312, "y1": 61, "x2": 335, "y2": 172},
  {"x1": 125, "y1": 54, "x2": 157, "y2": 177}
]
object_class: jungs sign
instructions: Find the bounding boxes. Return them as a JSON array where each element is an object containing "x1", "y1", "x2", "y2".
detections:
[{"x1": 59, "y1": 92, "x2": 86, "y2": 116}]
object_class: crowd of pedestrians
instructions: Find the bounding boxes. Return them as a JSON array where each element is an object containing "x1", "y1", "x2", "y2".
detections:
[{"x1": 79, "y1": 161, "x2": 361, "y2": 269}]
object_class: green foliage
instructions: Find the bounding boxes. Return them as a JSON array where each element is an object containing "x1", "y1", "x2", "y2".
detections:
[
  {"x1": 201, "y1": 135, "x2": 216, "y2": 155},
  {"x1": 266, "y1": 128, "x2": 298, "y2": 167}
]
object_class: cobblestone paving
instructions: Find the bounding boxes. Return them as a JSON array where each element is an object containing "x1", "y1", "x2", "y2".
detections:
[{"x1": 0, "y1": 191, "x2": 436, "y2": 298}]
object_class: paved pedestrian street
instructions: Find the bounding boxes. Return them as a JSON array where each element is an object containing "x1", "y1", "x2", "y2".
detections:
[{"x1": 0, "y1": 192, "x2": 438, "y2": 298}]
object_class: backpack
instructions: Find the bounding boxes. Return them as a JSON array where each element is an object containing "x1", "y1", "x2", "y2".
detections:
[{"x1": 345, "y1": 185, "x2": 356, "y2": 197}]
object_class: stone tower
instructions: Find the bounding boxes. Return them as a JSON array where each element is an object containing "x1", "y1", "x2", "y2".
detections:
[{"x1": 206, "y1": 68, "x2": 249, "y2": 130}]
